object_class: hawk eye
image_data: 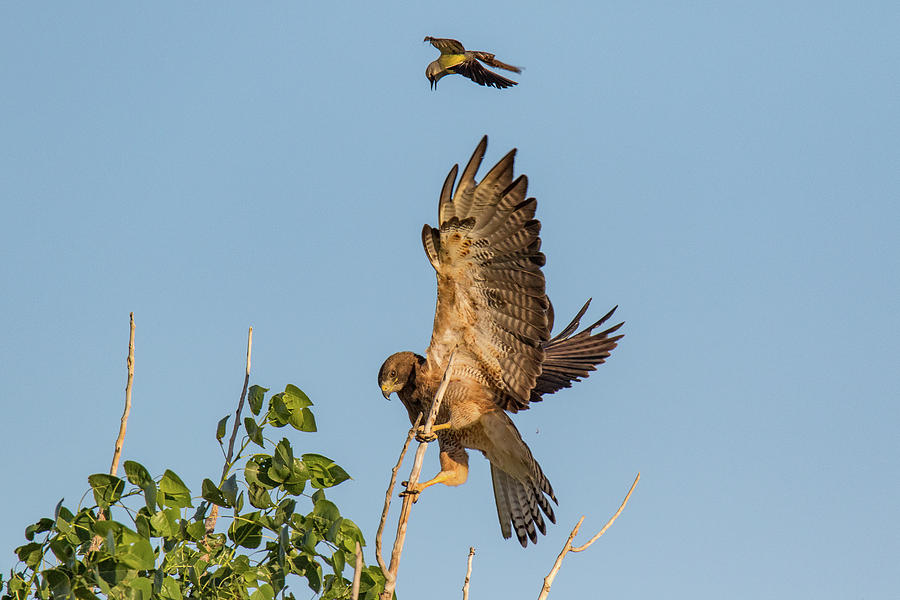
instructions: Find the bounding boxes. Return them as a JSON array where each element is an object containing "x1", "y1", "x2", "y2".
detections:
[{"x1": 389, "y1": 369, "x2": 397, "y2": 378}]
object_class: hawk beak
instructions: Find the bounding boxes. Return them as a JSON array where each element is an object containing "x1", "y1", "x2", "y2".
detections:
[{"x1": 381, "y1": 386, "x2": 392, "y2": 400}]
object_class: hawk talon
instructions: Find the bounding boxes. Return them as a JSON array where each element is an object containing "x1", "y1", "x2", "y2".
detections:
[{"x1": 399, "y1": 482, "x2": 421, "y2": 503}]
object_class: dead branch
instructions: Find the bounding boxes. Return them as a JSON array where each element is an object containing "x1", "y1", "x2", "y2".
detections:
[
  {"x1": 90, "y1": 313, "x2": 136, "y2": 552},
  {"x1": 462, "y1": 546, "x2": 475, "y2": 600},
  {"x1": 351, "y1": 541, "x2": 363, "y2": 600},
  {"x1": 375, "y1": 413, "x2": 421, "y2": 577},
  {"x1": 379, "y1": 349, "x2": 457, "y2": 600},
  {"x1": 109, "y1": 312, "x2": 136, "y2": 475},
  {"x1": 537, "y1": 472, "x2": 640, "y2": 600},
  {"x1": 206, "y1": 326, "x2": 253, "y2": 535}
]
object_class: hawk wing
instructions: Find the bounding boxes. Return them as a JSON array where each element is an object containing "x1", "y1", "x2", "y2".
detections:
[
  {"x1": 453, "y1": 58, "x2": 518, "y2": 88},
  {"x1": 529, "y1": 300, "x2": 624, "y2": 404},
  {"x1": 423, "y1": 136, "x2": 549, "y2": 411},
  {"x1": 424, "y1": 36, "x2": 466, "y2": 54}
]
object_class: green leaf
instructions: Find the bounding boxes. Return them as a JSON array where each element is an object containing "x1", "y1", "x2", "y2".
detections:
[
  {"x1": 269, "y1": 394, "x2": 291, "y2": 427},
  {"x1": 149, "y1": 509, "x2": 179, "y2": 537},
  {"x1": 246, "y1": 455, "x2": 279, "y2": 489},
  {"x1": 124, "y1": 461, "x2": 158, "y2": 512},
  {"x1": 331, "y1": 550, "x2": 345, "y2": 576},
  {"x1": 250, "y1": 583, "x2": 274, "y2": 600},
  {"x1": 201, "y1": 479, "x2": 228, "y2": 507},
  {"x1": 128, "y1": 577, "x2": 152, "y2": 600},
  {"x1": 43, "y1": 569, "x2": 72, "y2": 598},
  {"x1": 248, "y1": 385, "x2": 268, "y2": 416},
  {"x1": 216, "y1": 415, "x2": 230, "y2": 442},
  {"x1": 228, "y1": 513, "x2": 263, "y2": 549},
  {"x1": 118, "y1": 538, "x2": 155, "y2": 570},
  {"x1": 245, "y1": 417, "x2": 264, "y2": 448},
  {"x1": 158, "y1": 470, "x2": 192, "y2": 509},
  {"x1": 185, "y1": 519, "x2": 207, "y2": 540},
  {"x1": 270, "y1": 439, "x2": 293, "y2": 483},
  {"x1": 15, "y1": 542, "x2": 43, "y2": 568},
  {"x1": 25, "y1": 518, "x2": 54, "y2": 541},
  {"x1": 123, "y1": 461, "x2": 153, "y2": 488},
  {"x1": 248, "y1": 484, "x2": 274, "y2": 509},
  {"x1": 313, "y1": 498, "x2": 341, "y2": 522},
  {"x1": 88, "y1": 474, "x2": 125, "y2": 509},
  {"x1": 283, "y1": 385, "x2": 312, "y2": 408},
  {"x1": 221, "y1": 474, "x2": 239, "y2": 507},
  {"x1": 48, "y1": 538, "x2": 75, "y2": 565},
  {"x1": 326, "y1": 517, "x2": 344, "y2": 545},
  {"x1": 302, "y1": 454, "x2": 351, "y2": 489},
  {"x1": 293, "y1": 408, "x2": 317, "y2": 432}
]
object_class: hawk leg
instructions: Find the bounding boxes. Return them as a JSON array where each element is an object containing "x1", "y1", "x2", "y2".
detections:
[
  {"x1": 400, "y1": 448, "x2": 469, "y2": 502},
  {"x1": 414, "y1": 421, "x2": 451, "y2": 443}
]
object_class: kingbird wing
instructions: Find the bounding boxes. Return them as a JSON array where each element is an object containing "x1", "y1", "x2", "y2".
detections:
[
  {"x1": 424, "y1": 36, "x2": 466, "y2": 54},
  {"x1": 471, "y1": 51, "x2": 522, "y2": 73},
  {"x1": 454, "y1": 58, "x2": 519, "y2": 89},
  {"x1": 529, "y1": 301, "x2": 624, "y2": 403},
  {"x1": 423, "y1": 136, "x2": 549, "y2": 412}
]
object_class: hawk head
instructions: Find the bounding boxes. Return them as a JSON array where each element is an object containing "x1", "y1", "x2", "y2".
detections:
[{"x1": 378, "y1": 352, "x2": 424, "y2": 399}]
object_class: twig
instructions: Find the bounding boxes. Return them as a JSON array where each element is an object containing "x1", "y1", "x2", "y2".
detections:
[
  {"x1": 462, "y1": 546, "x2": 475, "y2": 600},
  {"x1": 375, "y1": 413, "x2": 422, "y2": 578},
  {"x1": 380, "y1": 349, "x2": 457, "y2": 600},
  {"x1": 90, "y1": 313, "x2": 136, "y2": 552},
  {"x1": 206, "y1": 326, "x2": 253, "y2": 535},
  {"x1": 537, "y1": 473, "x2": 640, "y2": 600},
  {"x1": 351, "y1": 541, "x2": 363, "y2": 600}
]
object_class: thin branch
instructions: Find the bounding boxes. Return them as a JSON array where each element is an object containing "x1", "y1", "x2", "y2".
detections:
[
  {"x1": 375, "y1": 413, "x2": 421, "y2": 578},
  {"x1": 462, "y1": 547, "x2": 475, "y2": 600},
  {"x1": 206, "y1": 327, "x2": 253, "y2": 535},
  {"x1": 537, "y1": 473, "x2": 640, "y2": 600},
  {"x1": 223, "y1": 326, "x2": 253, "y2": 479},
  {"x1": 351, "y1": 541, "x2": 363, "y2": 600},
  {"x1": 571, "y1": 473, "x2": 640, "y2": 552},
  {"x1": 380, "y1": 349, "x2": 457, "y2": 600},
  {"x1": 90, "y1": 313, "x2": 136, "y2": 552},
  {"x1": 109, "y1": 312, "x2": 136, "y2": 476}
]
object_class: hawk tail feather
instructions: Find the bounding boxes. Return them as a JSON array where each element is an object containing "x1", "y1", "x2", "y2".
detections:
[{"x1": 490, "y1": 463, "x2": 556, "y2": 548}]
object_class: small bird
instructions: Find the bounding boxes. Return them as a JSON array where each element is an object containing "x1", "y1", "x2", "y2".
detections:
[{"x1": 424, "y1": 36, "x2": 522, "y2": 89}]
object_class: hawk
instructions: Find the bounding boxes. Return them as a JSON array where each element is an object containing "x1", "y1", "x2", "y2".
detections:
[
  {"x1": 378, "y1": 137, "x2": 624, "y2": 547},
  {"x1": 424, "y1": 36, "x2": 521, "y2": 89}
]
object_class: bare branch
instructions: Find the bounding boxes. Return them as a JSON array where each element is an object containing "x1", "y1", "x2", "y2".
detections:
[
  {"x1": 376, "y1": 413, "x2": 421, "y2": 578},
  {"x1": 90, "y1": 313, "x2": 136, "y2": 552},
  {"x1": 571, "y1": 473, "x2": 640, "y2": 552},
  {"x1": 537, "y1": 473, "x2": 640, "y2": 600},
  {"x1": 351, "y1": 541, "x2": 363, "y2": 600},
  {"x1": 380, "y1": 349, "x2": 457, "y2": 600},
  {"x1": 206, "y1": 327, "x2": 253, "y2": 536},
  {"x1": 462, "y1": 546, "x2": 475, "y2": 600},
  {"x1": 109, "y1": 312, "x2": 136, "y2": 476}
]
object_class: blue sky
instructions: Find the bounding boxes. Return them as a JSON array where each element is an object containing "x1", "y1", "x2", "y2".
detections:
[{"x1": 1, "y1": 2, "x2": 897, "y2": 598}]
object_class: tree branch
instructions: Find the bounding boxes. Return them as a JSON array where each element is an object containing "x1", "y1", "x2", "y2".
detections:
[
  {"x1": 351, "y1": 540, "x2": 363, "y2": 600},
  {"x1": 375, "y1": 413, "x2": 421, "y2": 578},
  {"x1": 537, "y1": 472, "x2": 640, "y2": 600},
  {"x1": 90, "y1": 313, "x2": 136, "y2": 552},
  {"x1": 206, "y1": 326, "x2": 253, "y2": 535},
  {"x1": 380, "y1": 349, "x2": 457, "y2": 600},
  {"x1": 109, "y1": 312, "x2": 136, "y2": 476},
  {"x1": 462, "y1": 546, "x2": 475, "y2": 600}
]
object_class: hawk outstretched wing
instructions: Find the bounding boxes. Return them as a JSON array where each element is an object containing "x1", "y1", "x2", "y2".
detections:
[{"x1": 423, "y1": 136, "x2": 549, "y2": 411}]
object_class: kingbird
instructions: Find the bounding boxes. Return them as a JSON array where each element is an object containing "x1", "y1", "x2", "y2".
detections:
[{"x1": 424, "y1": 36, "x2": 521, "y2": 89}]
